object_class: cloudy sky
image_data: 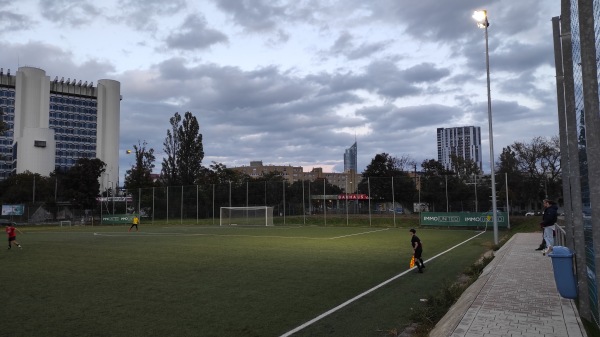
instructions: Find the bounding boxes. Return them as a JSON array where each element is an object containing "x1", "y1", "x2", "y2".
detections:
[{"x1": 1, "y1": 0, "x2": 561, "y2": 180}]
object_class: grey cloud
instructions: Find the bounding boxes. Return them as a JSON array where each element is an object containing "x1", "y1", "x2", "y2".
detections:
[
  {"x1": 346, "y1": 41, "x2": 389, "y2": 60},
  {"x1": 155, "y1": 58, "x2": 192, "y2": 80},
  {"x1": 357, "y1": 104, "x2": 463, "y2": 131},
  {"x1": 348, "y1": 0, "x2": 553, "y2": 44},
  {"x1": 495, "y1": 72, "x2": 555, "y2": 103},
  {"x1": 117, "y1": 59, "x2": 368, "y2": 171},
  {"x1": 353, "y1": 104, "x2": 466, "y2": 165},
  {"x1": 331, "y1": 31, "x2": 353, "y2": 52},
  {"x1": 491, "y1": 42, "x2": 554, "y2": 73},
  {"x1": 308, "y1": 71, "x2": 363, "y2": 93},
  {"x1": 165, "y1": 14, "x2": 228, "y2": 50},
  {"x1": 119, "y1": 100, "x2": 178, "y2": 149},
  {"x1": 403, "y1": 63, "x2": 450, "y2": 83},
  {"x1": 308, "y1": 61, "x2": 450, "y2": 99},
  {"x1": 38, "y1": 0, "x2": 100, "y2": 27},
  {"x1": 352, "y1": 0, "x2": 477, "y2": 42},
  {"x1": 0, "y1": 11, "x2": 35, "y2": 32},
  {"x1": 342, "y1": 62, "x2": 415, "y2": 98},
  {"x1": 213, "y1": 0, "x2": 321, "y2": 33},
  {"x1": 492, "y1": 1, "x2": 553, "y2": 37},
  {"x1": 2, "y1": 41, "x2": 115, "y2": 81},
  {"x1": 214, "y1": 0, "x2": 288, "y2": 32},
  {"x1": 329, "y1": 31, "x2": 391, "y2": 60},
  {"x1": 189, "y1": 65, "x2": 314, "y2": 111},
  {"x1": 122, "y1": 58, "x2": 324, "y2": 112},
  {"x1": 483, "y1": 100, "x2": 539, "y2": 124},
  {"x1": 117, "y1": 0, "x2": 187, "y2": 31}
]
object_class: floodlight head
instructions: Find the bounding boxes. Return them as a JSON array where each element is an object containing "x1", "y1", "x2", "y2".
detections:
[{"x1": 472, "y1": 10, "x2": 489, "y2": 29}]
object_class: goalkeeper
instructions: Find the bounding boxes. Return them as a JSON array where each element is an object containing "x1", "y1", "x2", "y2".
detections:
[
  {"x1": 129, "y1": 216, "x2": 139, "y2": 232},
  {"x1": 409, "y1": 228, "x2": 425, "y2": 273}
]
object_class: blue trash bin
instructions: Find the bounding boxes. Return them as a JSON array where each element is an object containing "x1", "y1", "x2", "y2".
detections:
[{"x1": 548, "y1": 246, "x2": 577, "y2": 299}]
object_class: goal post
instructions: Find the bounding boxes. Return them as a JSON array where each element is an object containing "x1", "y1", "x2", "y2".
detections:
[{"x1": 220, "y1": 206, "x2": 274, "y2": 226}]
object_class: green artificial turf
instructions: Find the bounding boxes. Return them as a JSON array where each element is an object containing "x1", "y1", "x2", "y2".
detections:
[{"x1": 1, "y1": 224, "x2": 493, "y2": 337}]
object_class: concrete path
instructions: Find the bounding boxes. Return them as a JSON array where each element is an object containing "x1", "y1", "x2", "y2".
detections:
[{"x1": 430, "y1": 232, "x2": 587, "y2": 337}]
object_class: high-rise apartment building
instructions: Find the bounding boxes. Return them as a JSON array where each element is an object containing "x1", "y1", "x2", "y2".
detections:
[
  {"x1": 0, "y1": 66, "x2": 120, "y2": 191},
  {"x1": 436, "y1": 126, "x2": 482, "y2": 172}
]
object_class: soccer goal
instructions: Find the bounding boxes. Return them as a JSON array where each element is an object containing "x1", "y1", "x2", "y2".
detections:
[
  {"x1": 220, "y1": 206, "x2": 274, "y2": 226},
  {"x1": 60, "y1": 220, "x2": 71, "y2": 227}
]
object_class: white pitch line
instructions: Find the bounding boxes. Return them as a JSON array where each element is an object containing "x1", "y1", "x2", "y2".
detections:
[
  {"x1": 328, "y1": 228, "x2": 389, "y2": 239},
  {"x1": 93, "y1": 229, "x2": 391, "y2": 240},
  {"x1": 279, "y1": 230, "x2": 488, "y2": 337},
  {"x1": 93, "y1": 232, "x2": 325, "y2": 240}
]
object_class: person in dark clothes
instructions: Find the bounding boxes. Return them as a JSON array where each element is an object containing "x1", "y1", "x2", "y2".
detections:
[
  {"x1": 409, "y1": 228, "x2": 425, "y2": 273},
  {"x1": 540, "y1": 199, "x2": 558, "y2": 256}
]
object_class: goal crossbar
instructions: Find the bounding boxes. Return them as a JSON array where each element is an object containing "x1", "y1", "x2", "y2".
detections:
[{"x1": 220, "y1": 206, "x2": 274, "y2": 226}]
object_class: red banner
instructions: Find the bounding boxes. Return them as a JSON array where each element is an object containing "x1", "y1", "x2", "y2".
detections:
[{"x1": 337, "y1": 194, "x2": 369, "y2": 200}]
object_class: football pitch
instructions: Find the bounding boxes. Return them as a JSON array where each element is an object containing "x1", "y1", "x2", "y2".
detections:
[{"x1": 2, "y1": 224, "x2": 494, "y2": 336}]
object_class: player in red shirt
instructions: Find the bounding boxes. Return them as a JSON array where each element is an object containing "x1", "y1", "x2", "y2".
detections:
[{"x1": 5, "y1": 223, "x2": 23, "y2": 249}]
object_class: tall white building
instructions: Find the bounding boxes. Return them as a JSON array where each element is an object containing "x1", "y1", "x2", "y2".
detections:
[
  {"x1": 0, "y1": 66, "x2": 120, "y2": 191},
  {"x1": 436, "y1": 126, "x2": 482, "y2": 172}
]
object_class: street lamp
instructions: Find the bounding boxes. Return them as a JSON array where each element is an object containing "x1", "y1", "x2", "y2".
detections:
[{"x1": 473, "y1": 9, "x2": 498, "y2": 244}]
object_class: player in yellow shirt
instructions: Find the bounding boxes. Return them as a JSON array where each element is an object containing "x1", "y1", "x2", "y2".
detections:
[{"x1": 129, "y1": 216, "x2": 139, "y2": 232}]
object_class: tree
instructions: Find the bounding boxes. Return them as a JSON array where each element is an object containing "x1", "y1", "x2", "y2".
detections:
[
  {"x1": 449, "y1": 154, "x2": 482, "y2": 178},
  {"x1": 124, "y1": 140, "x2": 156, "y2": 190},
  {"x1": 394, "y1": 154, "x2": 418, "y2": 172},
  {"x1": 178, "y1": 111, "x2": 204, "y2": 185},
  {"x1": 506, "y1": 136, "x2": 562, "y2": 203},
  {"x1": 161, "y1": 112, "x2": 181, "y2": 186},
  {"x1": 421, "y1": 159, "x2": 450, "y2": 176},
  {"x1": 358, "y1": 153, "x2": 417, "y2": 208},
  {"x1": 160, "y1": 111, "x2": 204, "y2": 186},
  {"x1": 497, "y1": 146, "x2": 526, "y2": 212},
  {"x1": 419, "y1": 159, "x2": 447, "y2": 212},
  {"x1": 419, "y1": 159, "x2": 474, "y2": 212},
  {"x1": 199, "y1": 162, "x2": 248, "y2": 185},
  {"x1": 62, "y1": 158, "x2": 106, "y2": 209},
  {"x1": 362, "y1": 153, "x2": 397, "y2": 177},
  {"x1": 0, "y1": 172, "x2": 53, "y2": 204}
]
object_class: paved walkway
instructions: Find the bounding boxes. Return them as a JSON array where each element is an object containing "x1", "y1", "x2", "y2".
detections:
[{"x1": 430, "y1": 232, "x2": 587, "y2": 337}]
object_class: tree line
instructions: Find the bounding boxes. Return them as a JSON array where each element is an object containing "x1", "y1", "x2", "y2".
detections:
[{"x1": 0, "y1": 109, "x2": 561, "y2": 214}]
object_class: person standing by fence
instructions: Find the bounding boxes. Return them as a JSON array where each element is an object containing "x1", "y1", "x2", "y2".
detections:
[{"x1": 541, "y1": 199, "x2": 558, "y2": 256}]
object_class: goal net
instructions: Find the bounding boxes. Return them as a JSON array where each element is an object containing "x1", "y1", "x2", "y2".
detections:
[{"x1": 220, "y1": 206, "x2": 274, "y2": 226}]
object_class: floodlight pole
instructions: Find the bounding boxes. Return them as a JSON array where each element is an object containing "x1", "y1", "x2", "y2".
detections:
[{"x1": 476, "y1": 11, "x2": 499, "y2": 244}]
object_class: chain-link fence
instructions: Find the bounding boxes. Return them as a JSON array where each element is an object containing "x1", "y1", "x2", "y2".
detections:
[{"x1": 3, "y1": 174, "x2": 549, "y2": 225}]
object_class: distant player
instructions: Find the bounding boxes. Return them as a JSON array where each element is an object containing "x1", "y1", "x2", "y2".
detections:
[
  {"x1": 129, "y1": 216, "x2": 139, "y2": 232},
  {"x1": 5, "y1": 222, "x2": 23, "y2": 249},
  {"x1": 409, "y1": 228, "x2": 425, "y2": 273}
]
